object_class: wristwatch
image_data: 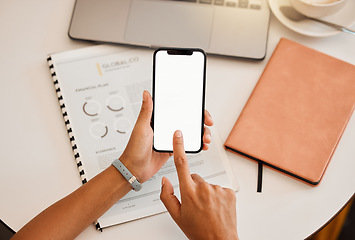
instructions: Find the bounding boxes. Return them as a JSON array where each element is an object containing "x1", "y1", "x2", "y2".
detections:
[{"x1": 112, "y1": 158, "x2": 142, "y2": 191}]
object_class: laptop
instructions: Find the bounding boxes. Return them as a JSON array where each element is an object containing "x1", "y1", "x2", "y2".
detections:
[{"x1": 69, "y1": 0, "x2": 270, "y2": 60}]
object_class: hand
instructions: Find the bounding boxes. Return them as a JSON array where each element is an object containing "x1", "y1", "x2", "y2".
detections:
[
  {"x1": 119, "y1": 90, "x2": 214, "y2": 183},
  {"x1": 160, "y1": 130, "x2": 239, "y2": 240}
]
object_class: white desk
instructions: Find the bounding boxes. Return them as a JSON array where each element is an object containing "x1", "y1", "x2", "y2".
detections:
[{"x1": 0, "y1": 1, "x2": 354, "y2": 239}]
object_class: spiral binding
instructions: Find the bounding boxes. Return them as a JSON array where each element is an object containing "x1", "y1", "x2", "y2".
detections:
[
  {"x1": 47, "y1": 56, "x2": 103, "y2": 231},
  {"x1": 47, "y1": 56, "x2": 88, "y2": 186},
  {"x1": 95, "y1": 222, "x2": 102, "y2": 232}
]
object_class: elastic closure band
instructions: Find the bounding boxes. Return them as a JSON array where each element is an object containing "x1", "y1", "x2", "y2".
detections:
[{"x1": 257, "y1": 161, "x2": 263, "y2": 193}]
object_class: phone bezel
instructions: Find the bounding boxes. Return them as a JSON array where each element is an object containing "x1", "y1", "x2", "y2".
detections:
[{"x1": 152, "y1": 48, "x2": 206, "y2": 153}]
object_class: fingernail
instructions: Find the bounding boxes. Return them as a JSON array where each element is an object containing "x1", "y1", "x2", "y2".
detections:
[
  {"x1": 206, "y1": 133, "x2": 211, "y2": 141},
  {"x1": 208, "y1": 112, "x2": 214, "y2": 122},
  {"x1": 175, "y1": 130, "x2": 182, "y2": 138},
  {"x1": 161, "y1": 177, "x2": 166, "y2": 186},
  {"x1": 143, "y1": 90, "x2": 147, "y2": 102}
]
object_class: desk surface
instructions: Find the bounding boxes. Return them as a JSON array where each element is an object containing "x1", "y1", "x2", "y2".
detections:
[{"x1": 0, "y1": 1, "x2": 354, "y2": 239}]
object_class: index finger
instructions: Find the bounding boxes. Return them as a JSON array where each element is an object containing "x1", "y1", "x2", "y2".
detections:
[{"x1": 173, "y1": 130, "x2": 194, "y2": 189}]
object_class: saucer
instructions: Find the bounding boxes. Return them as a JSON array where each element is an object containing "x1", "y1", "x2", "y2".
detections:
[{"x1": 268, "y1": 0, "x2": 355, "y2": 37}]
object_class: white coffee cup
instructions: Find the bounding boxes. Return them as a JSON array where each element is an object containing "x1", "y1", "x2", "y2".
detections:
[{"x1": 290, "y1": 0, "x2": 346, "y2": 18}]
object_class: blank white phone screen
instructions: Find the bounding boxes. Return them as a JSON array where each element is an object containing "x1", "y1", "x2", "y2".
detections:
[{"x1": 153, "y1": 50, "x2": 205, "y2": 152}]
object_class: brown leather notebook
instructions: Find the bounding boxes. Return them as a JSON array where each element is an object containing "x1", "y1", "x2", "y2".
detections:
[{"x1": 225, "y1": 38, "x2": 355, "y2": 186}]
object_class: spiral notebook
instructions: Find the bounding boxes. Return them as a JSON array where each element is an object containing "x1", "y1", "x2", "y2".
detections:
[
  {"x1": 225, "y1": 38, "x2": 355, "y2": 189},
  {"x1": 47, "y1": 44, "x2": 238, "y2": 230}
]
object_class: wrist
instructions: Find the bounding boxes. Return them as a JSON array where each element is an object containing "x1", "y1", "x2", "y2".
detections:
[
  {"x1": 108, "y1": 165, "x2": 132, "y2": 190},
  {"x1": 119, "y1": 155, "x2": 142, "y2": 182},
  {"x1": 112, "y1": 158, "x2": 142, "y2": 191}
]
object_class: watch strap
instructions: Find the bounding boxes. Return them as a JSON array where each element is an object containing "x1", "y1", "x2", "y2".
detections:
[{"x1": 112, "y1": 158, "x2": 142, "y2": 191}]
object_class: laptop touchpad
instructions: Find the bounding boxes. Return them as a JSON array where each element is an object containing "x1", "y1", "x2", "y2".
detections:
[{"x1": 125, "y1": 0, "x2": 213, "y2": 49}]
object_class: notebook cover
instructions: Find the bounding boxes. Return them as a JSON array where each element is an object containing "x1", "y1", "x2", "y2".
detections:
[{"x1": 225, "y1": 38, "x2": 355, "y2": 185}]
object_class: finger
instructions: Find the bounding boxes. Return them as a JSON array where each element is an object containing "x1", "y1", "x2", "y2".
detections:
[
  {"x1": 160, "y1": 177, "x2": 181, "y2": 222},
  {"x1": 203, "y1": 127, "x2": 211, "y2": 144},
  {"x1": 173, "y1": 130, "x2": 194, "y2": 188},
  {"x1": 202, "y1": 143, "x2": 209, "y2": 151},
  {"x1": 191, "y1": 173, "x2": 206, "y2": 183},
  {"x1": 136, "y1": 90, "x2": 153, "y2": 126},
  {"x1": 204, "y1": 110, "x2": 213, "y2": 127}
]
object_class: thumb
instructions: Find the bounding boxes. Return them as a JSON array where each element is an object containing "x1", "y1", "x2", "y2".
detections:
[
  {"x1": 160, "y1": 177, "x2": 181, "y2": 222},
  {"x1": 136, "y1": 90, "x2": 153, "y2": 126}
]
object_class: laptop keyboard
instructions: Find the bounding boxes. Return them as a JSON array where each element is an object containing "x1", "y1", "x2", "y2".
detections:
[{"x1": 170, "y1": 0, "x2": 264, "y2": 10}]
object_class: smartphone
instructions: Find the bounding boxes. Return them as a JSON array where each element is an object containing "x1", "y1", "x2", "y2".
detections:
[{"x1": 152, "y1": 48, "x2": 206, "y2": 153}]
